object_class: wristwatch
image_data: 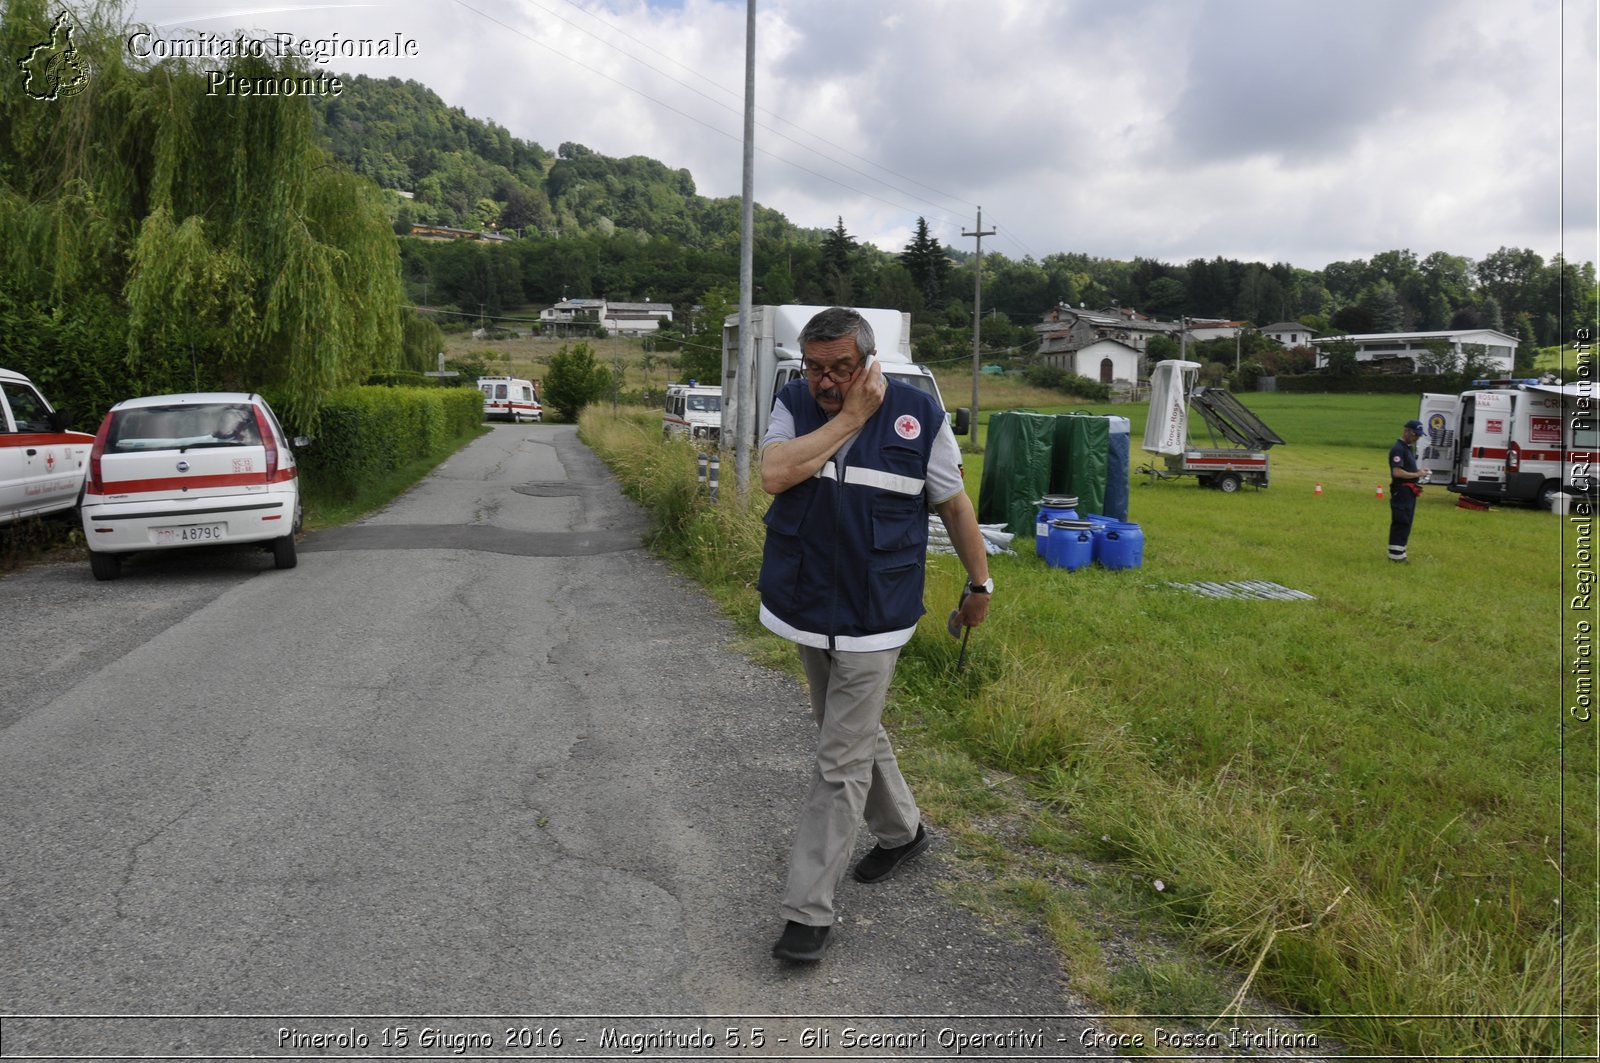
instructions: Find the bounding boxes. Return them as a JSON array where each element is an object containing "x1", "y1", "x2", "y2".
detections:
[{"x1": 968, "y1": 577, "x2": 994, "y2": 595}]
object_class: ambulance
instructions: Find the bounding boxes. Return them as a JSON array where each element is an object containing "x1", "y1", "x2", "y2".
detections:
[
  {"x1": 1417, "y1": 379, "x2": 1594, "y2": 509},
  {"x1": 662, "y1": 383, "x2": 722, "y2": 444},
  {"x1": 0, "y1": 367, "x2": 95, "y2": 525},
  {"x1": 478, "y1": 376, "x2": 542, "y2": 423}
]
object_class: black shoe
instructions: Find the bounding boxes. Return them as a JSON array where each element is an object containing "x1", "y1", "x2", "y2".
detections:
[
  {"x1": 853, "y1": 824, "x2": 932, "y2": 883},
  {"x1": 771, "y1": 920, "x2": 830, "y2": 962}
]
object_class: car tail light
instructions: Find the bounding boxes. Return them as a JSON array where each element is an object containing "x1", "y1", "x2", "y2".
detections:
[
  {"x1": 254, "y1": 404, "x2": 278, "y2": 481},
  {"x1": 87, "y1": 412, "x2": 113, "y2": 495}
]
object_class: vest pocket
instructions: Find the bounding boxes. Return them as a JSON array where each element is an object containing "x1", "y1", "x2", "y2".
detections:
[
  {"x1": 869, "y1": 560, "x2": 924, "y2": 629},
  {"x1": 871, "y1": 495, "x2": 925, "y2": 552},
  {"x1": 763, "y1": 483, "x2": 814, "y2": 535},
  {"x1": 760, "y1": 487, "x2": 813, "y2": 613}
]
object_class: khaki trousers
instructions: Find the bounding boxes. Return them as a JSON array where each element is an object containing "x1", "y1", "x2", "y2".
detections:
[{"x1": 780, "y1": 645, "x2": 921, "y2": 926}]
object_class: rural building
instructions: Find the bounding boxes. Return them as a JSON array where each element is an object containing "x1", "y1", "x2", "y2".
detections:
[
  {"x1": 407, "y1": 223, "x2": 512, "y2": 242},
  {"x1": 1042, "y1": 338, "x2": 1142, "y2": 385},
  {"x1": 603, "y1": 301, "x2": 674, "y2": 336},
  {"x1": 1183, "y1": 318, "x2": 1247, "y2": 343},
  {"x1": 1262, "y1": 321, "x2": 1313, "y2": 347},
  {"x1": 540, "y1": 298, "x2": 606, "y2": 326},
  {"x1": 1308, "y1": 328, "x2": 1517, "y2": 375},
  {"x1": 539, "y1": 298, "x2": 674, "y2": 336},
  {"x1": 1035, "y1": 305, "x2": 1179, "y2": 358}
]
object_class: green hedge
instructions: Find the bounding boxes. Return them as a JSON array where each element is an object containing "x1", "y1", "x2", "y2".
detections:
[
  {"x1": 294, "y1": 385, "x2": 482, "y2": 496},
  {"x1": 1022, "y1": 363, "x2": 1114, "y2": 401}
]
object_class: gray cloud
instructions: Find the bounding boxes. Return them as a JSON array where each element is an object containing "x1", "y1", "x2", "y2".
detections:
[{"x1": 124, "y1": 0, "x2": 1593, "y2": 270}]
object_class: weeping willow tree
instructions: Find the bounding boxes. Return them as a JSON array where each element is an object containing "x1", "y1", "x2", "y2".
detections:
[{"x1": 0, "y1": 0, "x2": 403, "y2": 427}]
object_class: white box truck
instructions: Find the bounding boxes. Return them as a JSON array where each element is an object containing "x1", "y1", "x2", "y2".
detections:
[{"x1": 719, "y1": 304, "x2": 965, "y2": 451}]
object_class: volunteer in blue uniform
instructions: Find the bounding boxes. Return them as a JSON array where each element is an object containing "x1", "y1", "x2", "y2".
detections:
[
  {"x1": 758, "y1": 306, "x2": 993, "y2": 963},
  {"x1": 1388, "y1": 418, "x2": 1429, "y2": 562}
]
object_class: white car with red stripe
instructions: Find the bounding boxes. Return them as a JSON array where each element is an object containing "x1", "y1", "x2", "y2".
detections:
[
  {"x1": 1, "y1": 367, "x2": 95, "y2": 525},
  {"x1": 0, "y1": 369, "x2": 96, "y2": 528},
  {"x1": 79, "y1": 393, "x2": 303, "y2": 580}
]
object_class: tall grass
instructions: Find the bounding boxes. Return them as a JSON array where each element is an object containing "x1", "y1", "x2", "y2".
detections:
[{"x1": 580, "y1": 398, "x2": 1595, "y2": 1058}]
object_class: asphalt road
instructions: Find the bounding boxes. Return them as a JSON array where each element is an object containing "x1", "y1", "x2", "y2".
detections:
[{"x1": 0, "y1": 424, "x2": 1104, "y2": 1060}]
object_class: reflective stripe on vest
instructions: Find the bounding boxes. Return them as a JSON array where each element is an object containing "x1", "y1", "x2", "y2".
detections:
[{"x1": 815, "y1": 459, "x2": 924, "y2": 496}]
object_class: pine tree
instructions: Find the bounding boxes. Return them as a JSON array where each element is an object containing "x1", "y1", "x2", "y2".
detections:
[
  {"x1": 820, "y1": 217, "x2": 858, "y2": 304},
  {"x1": 899, "y1": 217, "x2": 948, "y2": 308}
]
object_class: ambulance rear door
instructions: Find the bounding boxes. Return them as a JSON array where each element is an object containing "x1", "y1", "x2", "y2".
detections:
[
  {"x1": 1417, "y1": 393, "x2": 1459, "y2": 482},
  {"x1": 1462, "y1": 391, "x2": 1513, "y2": 487}
]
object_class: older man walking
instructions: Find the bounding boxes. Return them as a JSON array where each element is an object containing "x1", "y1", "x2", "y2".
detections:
[{"x1": 756, "y1": 307, "x2": 993, "y2": 962}]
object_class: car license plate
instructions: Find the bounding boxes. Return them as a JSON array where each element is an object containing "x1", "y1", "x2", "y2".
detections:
[{"x1": 155, "y1": 523, "x2": 225, "y2": 545}]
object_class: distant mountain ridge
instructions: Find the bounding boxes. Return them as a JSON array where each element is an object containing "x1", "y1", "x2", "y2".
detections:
[
  {"x1": 308, "y1": 75, "x2": 1591, "y2": 353},
  {"x1": 311, "y1": 74, "x2": 805, "y2": 246}
]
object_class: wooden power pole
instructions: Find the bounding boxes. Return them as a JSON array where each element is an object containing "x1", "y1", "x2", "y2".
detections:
[{"x1": 963, "y1": 206, "x2": 996, "y2": 448}]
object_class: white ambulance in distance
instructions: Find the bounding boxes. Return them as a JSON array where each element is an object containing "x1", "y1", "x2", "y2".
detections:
[
  {"x1": 662, "y1": 383, "x2": 722, "y2": 444},
  {"x1": 479, "y1": 376, "x2": 542, "y2": 423},
  {"x1": 0, "y1": 367, "x2": 95, "y2": 525},
  {"x1": 1417, "y1": 379, "x2": 1594, "y2": 509}
]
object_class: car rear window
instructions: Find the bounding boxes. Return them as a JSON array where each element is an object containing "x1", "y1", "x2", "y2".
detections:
[{"x1": 107, "y1": 403, "x2": 261, "y2": 452}]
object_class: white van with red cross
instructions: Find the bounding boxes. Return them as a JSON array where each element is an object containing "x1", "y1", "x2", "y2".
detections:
[
  {"x1": 479, "y1": 376, "x2": 542, "y2": 423},
  {"x1": 0, "y1": 367, "x2": 95, "y2": 526},
  {"x1": 1417, "y1": 379, "x2": 1592, "y2": 509}
]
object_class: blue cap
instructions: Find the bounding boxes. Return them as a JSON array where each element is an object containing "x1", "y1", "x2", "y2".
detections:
[{"x1": 1404, "y1": 419, "x2": 1426, "y2": 434}]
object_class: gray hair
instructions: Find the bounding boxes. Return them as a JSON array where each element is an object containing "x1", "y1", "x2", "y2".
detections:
[{"x1": 798, "y1": 306, "x2": 876, "y2": 360}]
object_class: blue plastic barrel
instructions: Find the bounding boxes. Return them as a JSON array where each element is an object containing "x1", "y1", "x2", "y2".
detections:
[
  {"x1": 1099, "y1": 521, "x2": 1145, "y2": 570},
  {"x1": 1034, "y1": 495, "x2": 1080, "y2": 556},
  {"x1": 1081, "y1": 514, "x2": 1114, "y2": 562},
  {"x1": 1045, "y1": 519, "x2": 1093, "y2": 571}
]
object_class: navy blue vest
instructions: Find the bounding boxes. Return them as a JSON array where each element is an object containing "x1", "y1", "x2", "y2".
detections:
[
  {"x1": 1388, "y1": 438, "x2": 1418, "y2": 486},
  {"x1": 758, "y1": 378, "x2": 944, "y2": 651}
]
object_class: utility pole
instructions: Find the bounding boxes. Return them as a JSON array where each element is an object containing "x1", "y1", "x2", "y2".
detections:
[
  {"x1": 733, "y1": 0, "x2": 757, "y2": 498},
  {"x1": 962, "y1": 206, "x2": 995, "y2": 449}
]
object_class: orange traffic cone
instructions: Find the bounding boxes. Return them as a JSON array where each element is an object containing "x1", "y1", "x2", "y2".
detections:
[
  {"x1": 1376, "y1": 485, "x2": 1385, "y2": 500},
  {"x1": 1314, "y1": 482, "x2": 1323, "y2": 495}
]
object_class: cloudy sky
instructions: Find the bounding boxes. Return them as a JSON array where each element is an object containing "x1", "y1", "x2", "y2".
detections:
[{"x1": 123, "y1": 0, "x2": 1596, "y2": 272}]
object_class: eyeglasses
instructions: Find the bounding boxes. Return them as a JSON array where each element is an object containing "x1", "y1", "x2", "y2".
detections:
[{"x1": 801, "y1": 360, "x2": 859, "y2": 384}]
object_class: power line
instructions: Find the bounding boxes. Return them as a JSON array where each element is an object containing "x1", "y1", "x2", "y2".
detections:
[
  {"x1": 452, "y1": 0, "x2": 976, "y2": 237},
  {"x1": 549, "y1": 0, "x2": 975, "y2": 215}
]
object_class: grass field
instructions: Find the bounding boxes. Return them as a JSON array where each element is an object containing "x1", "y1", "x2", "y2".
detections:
[
  {"x1": 444, "y1": 330, "x2": 683, "y2": 400},
  {"x1": 1534, "y1": 343, "x2": 1595, "y2": 379},
  {"x1": 580, "y1": 390, "x2": 1594, "y2": 1058}
]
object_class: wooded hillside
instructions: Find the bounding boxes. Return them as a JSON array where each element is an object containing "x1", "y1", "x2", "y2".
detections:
[{"x1": 318, "y1": 75, "x2": 1592, "y2": 369}]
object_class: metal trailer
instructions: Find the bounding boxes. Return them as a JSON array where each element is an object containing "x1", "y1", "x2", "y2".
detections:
[{"x1": 1140, "y1": 361, "x2": 1285, "y2": 492}]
